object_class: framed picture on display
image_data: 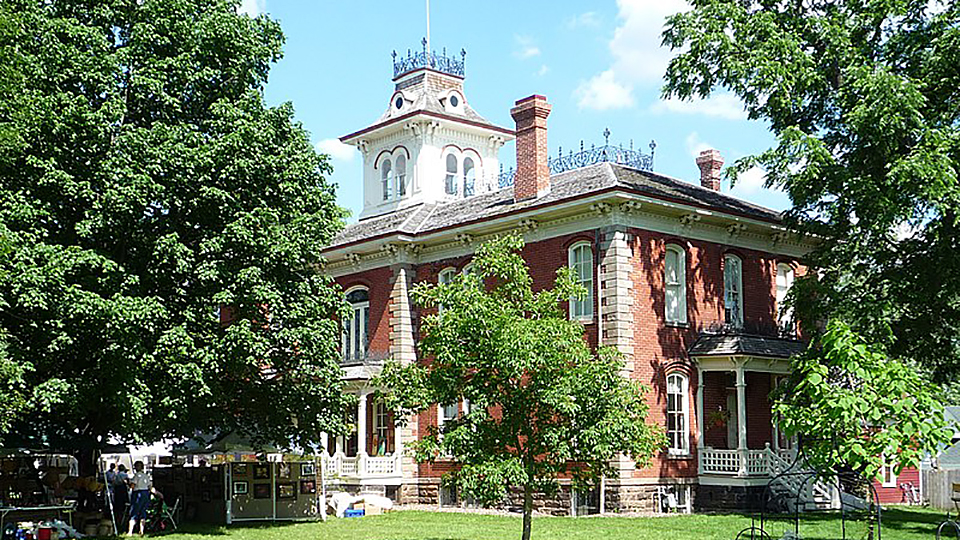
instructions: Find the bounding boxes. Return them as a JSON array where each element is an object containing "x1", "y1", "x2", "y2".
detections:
[
  {"x1": 277, "y1": 483, "x2": 296, "y2": 499},
  {"x1": 300, "y1": 462, "x2": 315, "y2": 476},
  {"x1": 233, "y1": 481, "x2": 248, "y2": 495},
  {"x1": 253, "y1": 483, "x2": 270, "y2": 499},
  {"x1": 253, "y1": 463, "x2": 270, "y2": 480}
]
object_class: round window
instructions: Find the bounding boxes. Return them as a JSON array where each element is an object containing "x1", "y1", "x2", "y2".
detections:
[
  {"x1": 449, "y1": 95, "x2": 459, "y2": 108},
  {"x1": 395, "y1": 96, "x2": 403, "y2": 110}
]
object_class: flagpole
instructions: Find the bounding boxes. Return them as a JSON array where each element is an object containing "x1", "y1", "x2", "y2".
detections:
[{"x1": 425, "y1": 0, "x2": 431, "y2": 56}]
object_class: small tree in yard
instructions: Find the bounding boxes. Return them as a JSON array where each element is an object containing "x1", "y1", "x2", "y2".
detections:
[{"x1": 377, "y1": 235, "x2": 665, "y2": 540}]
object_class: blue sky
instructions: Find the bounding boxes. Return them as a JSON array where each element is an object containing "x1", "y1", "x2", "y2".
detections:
[{"x1": 248, "y1": 0, "x2": 791, "y2": 222}]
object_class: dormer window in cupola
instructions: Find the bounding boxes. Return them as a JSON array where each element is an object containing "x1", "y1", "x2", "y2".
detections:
[{"x1": 441, "y1": 90, "x2": 464, "y2": 114}]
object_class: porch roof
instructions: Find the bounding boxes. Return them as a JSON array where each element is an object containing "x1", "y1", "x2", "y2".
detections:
[{"x1": 689, "y1": 332, "x2": 807, "y2": 359}]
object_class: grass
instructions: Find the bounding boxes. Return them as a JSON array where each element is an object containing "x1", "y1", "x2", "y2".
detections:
[{"x1": 157, "y1": 506, "x2": 954, "y2": 540}]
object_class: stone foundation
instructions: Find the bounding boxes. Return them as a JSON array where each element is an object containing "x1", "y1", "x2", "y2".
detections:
[
  {"x1": 695, "y1": 484, "x2": 765, "y2": 511},
  {"x1": 402, "y1": 481, "x2": 694, "y2": 515}
]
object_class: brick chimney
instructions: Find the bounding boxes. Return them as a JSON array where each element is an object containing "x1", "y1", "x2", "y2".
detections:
[
  {"x1": 511, "y1": 95, "x2": 552, "y2": 201},
  {"x1": 696, "y1": 149, "x2": 724, "y2": 191}
]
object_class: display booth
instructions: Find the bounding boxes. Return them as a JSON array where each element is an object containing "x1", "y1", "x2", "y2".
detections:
[
  {"x1": 173, "y1": 434, "x2": 325, "y2": 523},
  {"x1": 0, "y1": 450, "x2": 84, "y2": 537}
]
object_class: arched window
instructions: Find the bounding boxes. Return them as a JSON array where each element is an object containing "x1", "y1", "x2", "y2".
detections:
[
  {"x1": 445, "y1": 154, "x2": 458, "y2": 195},
  {"x1": 439, "y1": 267, "x2": 457, "y2": 285},
  {"x1": 776, "y1": 263, "x2": 795, "y2": 331},
  {"x1": 568, "y1": 242, "x2": 594, "y2": 320},
  {"x1": 463, "y1": 157, "x2": 475, "y2": 197},
  {"x1": 395, "y1": 154, "x2": 407, "y2": 198},
  {"x1": 462, "y1": 263, "x2": 475, "y2": 276},
  {"x1": 666, "y1": 373, "x2": 689, "y2": 455},
  {"x1": 343, "y1": 288, "x2": 369, "y2": 361},
  {"x1": 381, "y1": 159, "x2": 392, "y2": 201},
  {"x1": 724, "y1": 254, "x2": 743, "y2": 327},
  {"x1": 438, "y1": 267, "x2": 457, "y2": 315},
  {"x1": 665, "y1": 245, "x2": 687, "y2": 324}
]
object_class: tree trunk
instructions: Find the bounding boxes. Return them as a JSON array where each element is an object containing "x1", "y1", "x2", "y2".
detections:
[{"x1": 521, "y1": 480, "x2": 533, "y2": 540}]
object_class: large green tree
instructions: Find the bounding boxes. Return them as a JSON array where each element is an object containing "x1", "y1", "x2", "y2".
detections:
[
  {"x1": 661, "y1": 0, "x2": 959, "y2": 472},
  {"x1": 0, "y1": 0, "x2": 350, "y2": 459},
  {"x1": 377, "y1": 235, "x2": 664, "y2": 540}
]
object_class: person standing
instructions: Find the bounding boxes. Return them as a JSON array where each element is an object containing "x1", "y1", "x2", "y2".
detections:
[
  {"x1": 126, "y1": 461, "x2": 156, "y2": 536},
  {"x1": 113, "y1": 464, "x2": 130, "y2": 528}
]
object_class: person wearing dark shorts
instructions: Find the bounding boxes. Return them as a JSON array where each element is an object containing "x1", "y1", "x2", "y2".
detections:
[{"x1": 126, "y1": 461, "x2": 156, "y2": 536}]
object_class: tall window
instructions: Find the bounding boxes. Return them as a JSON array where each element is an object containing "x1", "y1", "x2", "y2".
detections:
[
  {"x1": 666, "y1": 373, "x2": 689, "y2": 455},
  {"x1": 396, "y1": 154, "x2": 407, "y2": 198},
  {"x1": 381, "y1": 159, "x2": 392, "y2": 201},
  {"x1": 724, "y1": 254, "x2": 743, "y2": 327},
  {"x1": 568, "y1": 242, "x2": 594, "y2": 320},
  {"x1": 776, "y1": 263, "x2": 795, "y2": 331},
  {"x1": 343, "y1": 288, "x2": 369, "y2": 361},
  {"x1": 438, "y1": 267, "x2": 456, "y2": 314},
  {"x1": 373, "y1": 400, "x2": 392, "y2": 455},
  {"x1": 665, "y1": 245, "x2": 687, "y2": 324},
  {"x1": 463, "y1": 157, "x2": 475, "y2": 196},
  {"x1": 445, "y1": 154, "x2": 458, "y2": 195},
  {"x1": 881, "y1": 455, "x2": 897, "y2": 487}
]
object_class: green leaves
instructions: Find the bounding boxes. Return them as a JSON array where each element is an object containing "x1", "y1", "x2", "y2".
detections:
[
  {"x1": 0, "y1": 0, "x2": 349, "y2": 452},
  {"x1": 377, "y1": 234, "x2": 665, "y2": 532},
  {"x1": 774, "y1": 320, "x2": 952, "y2": 476},
  {"x1": 663, "y1": 0, "x2": 960, "y2": 472}
]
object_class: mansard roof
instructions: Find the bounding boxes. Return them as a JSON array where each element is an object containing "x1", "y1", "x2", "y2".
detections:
[
  {"x1": 327, "y1": 161, "x2": 784, "y2": 251},
  {"x1": 340, "y1": 69, "x2": 513, "y2": 143}
]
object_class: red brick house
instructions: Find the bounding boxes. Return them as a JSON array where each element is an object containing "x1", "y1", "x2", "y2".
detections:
[{"x1": 318, "y1": 48, "x2": 814, "y2": 514}]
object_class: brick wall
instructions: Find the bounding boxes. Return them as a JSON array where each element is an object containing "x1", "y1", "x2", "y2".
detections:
[
  {"x1": 333, "y1": 226, "x2": 801, "y2": 486},
  {"x1": 335, "y1": 266, "x2": 394, "y2": 358}
]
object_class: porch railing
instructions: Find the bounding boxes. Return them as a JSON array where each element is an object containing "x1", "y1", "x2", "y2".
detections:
[
  {"x1": 321, "y1": 451, "x2": 402, "y2": 479},
  {"x1": 699, "y1": 444, "x2": 798, "y2": 477}
]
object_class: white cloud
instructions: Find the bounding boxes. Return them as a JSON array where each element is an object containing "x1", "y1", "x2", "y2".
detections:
[
  {"x1": 576, "y1": 0, "x2": 689, "y2": 110},
  {"x1": 652, "y1": 93, "x2": 747, "y2": 120},
  {"x1": 575, "y1": 70, "x2": 635, "y2": 110},
  {"x1": 514, "y1": 35, "x2": 541, "y2": 59},
  {"x1": 566, "y1": 11, "x2": 601, "y2": 28},
  {"x1": 731, "y1": 166, "x2": 767, "y2": 195},
  {"x1": 238, "y1": 0, "x2": 265, "y2": 16},
  {"x1": 316, "y1": 139, "x2": 356, "y2": 162},
  {"x1": 684, "y1": 132, "x2": 714, "y2": 159},
  {"x1": 536, "y1": 65, "x2": 550, "y2": 76}
]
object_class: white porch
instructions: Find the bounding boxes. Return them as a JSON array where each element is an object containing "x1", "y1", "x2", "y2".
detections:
[
  {"x1": 321, "y1": 388, "x2": 405, "y2": 483},
  {"x1": 694, "y1": 354, "x2": 794, "y2": 482}
]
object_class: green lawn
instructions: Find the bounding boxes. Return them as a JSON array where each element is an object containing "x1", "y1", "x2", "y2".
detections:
[{"x1": 160, "y1": 507, "x2": 953, "y2": 540}]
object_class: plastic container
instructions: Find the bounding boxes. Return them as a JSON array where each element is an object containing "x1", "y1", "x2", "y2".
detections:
[
  {"x1": 343, "y1": 509, "x2": 365, "y2": 518},
  {"x1": 36, "y1": 528, "x2": 51, "y2": 540}
]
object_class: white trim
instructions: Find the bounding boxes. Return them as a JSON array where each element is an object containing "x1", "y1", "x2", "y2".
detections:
[
  {"x1": 666, "y1": 372, "x2": 690, "y2": 456},
  {"x1": 776, "y1": 262, "x2": 795, "y2": 331},
  {"x1": 723, "y1": 254, "x2": 744, "y2": 327},
  {"x1": 664, "y1": 244, "x2": 687, "y2": 324},
  {"x1": 881, "y1": 455, "x2": 897, "y2": 488},
  {"x1": 343, "y1": 286, "x2": 370, "y2": 362},
  {"x1": 324, "y1": 192, "x2": 813, "y2": 277},
  {"x1": 568, "y1": 241, "x2": 594, "y2": 321}
]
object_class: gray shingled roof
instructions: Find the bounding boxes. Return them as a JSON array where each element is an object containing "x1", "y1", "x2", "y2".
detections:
[
  {"x1": 375, "y1": 73, "x2": 495, "y2": 127},
  {"x1": 328, "y1": 162, "x2": 784, "y2": 249},
  {"x1": 688, "y1": 332, "x2": 807, "y2": 359}
]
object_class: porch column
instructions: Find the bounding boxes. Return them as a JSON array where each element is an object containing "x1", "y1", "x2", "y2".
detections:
[
  {"x1": 735, "y1": 364, "x2": 747, "y2": 476},
  {"x1": 696, "y1": 368, "x2": 705, "y2": 447},
  {"x1": 358, "y1": 391, "x2": 369, "y2": 456},
  {"x1": 696, "y1": 367, "x2": 705, "y2": 476},
  {"x1": 771, "y1": 375, "x2": 780, "y2": 452},
  {"x1": 320, "y1": 432, "x2": 329, "y2": 454}
]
